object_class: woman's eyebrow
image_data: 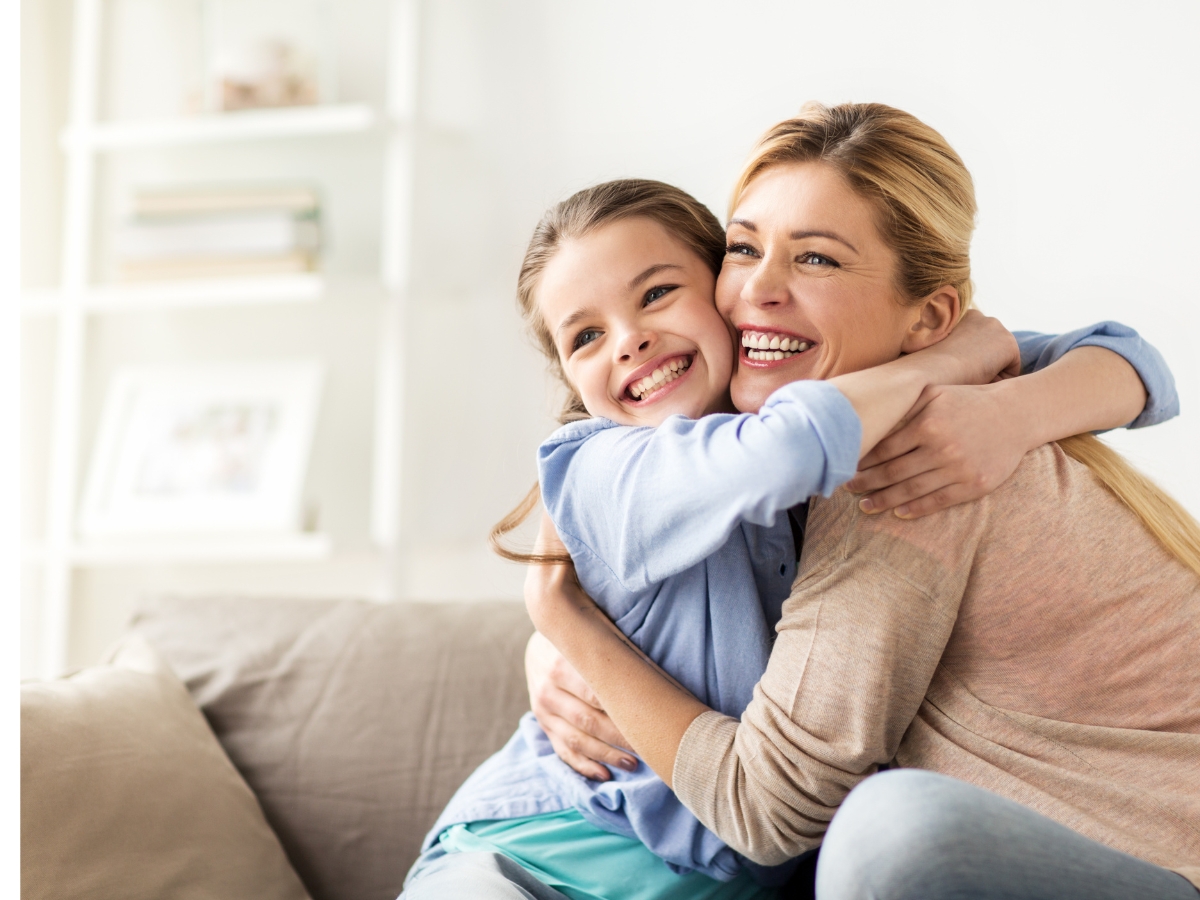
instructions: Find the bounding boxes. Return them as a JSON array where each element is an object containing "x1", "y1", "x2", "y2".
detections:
[
  {"x1": 789, "y1": 230, "x2": 859, "y2": 253},
  {"x1": 728, "y1": 217, "x2": 858, "y2": 253},
  {"x1": 628, "y1": 263, "x2": 683, "y2": 290}
]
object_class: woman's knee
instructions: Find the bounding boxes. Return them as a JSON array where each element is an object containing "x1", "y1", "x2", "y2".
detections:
[{"x1": 815, "y1": 769, "x2": 989, "y2": 898}]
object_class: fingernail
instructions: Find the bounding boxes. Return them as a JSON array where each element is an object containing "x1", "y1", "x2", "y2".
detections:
[
  {"x1": 617, "y1": 757, "x2": 638, "y2": 772},
  {"x1": 858, "y1": 497, "x2": 875, "y2": 513},
  {"x1": 894, "y1": 505, "x2": 911, "y2": 518}
]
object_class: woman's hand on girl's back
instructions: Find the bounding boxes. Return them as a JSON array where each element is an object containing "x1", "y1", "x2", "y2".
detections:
[
  {"x1": 525, "y1": 631, "x2": 637, "y2": 781},
  {"x1": 524, "y1": 511, "x2": 637, "y2": 781},
  {"x1": 847, "y1": 381, "x2": 1028, "y2": 519}
]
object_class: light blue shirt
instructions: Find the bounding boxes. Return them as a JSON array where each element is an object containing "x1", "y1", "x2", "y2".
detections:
[{"x1": 424, "y1": 323, "x2": 1178, "y2": 884}]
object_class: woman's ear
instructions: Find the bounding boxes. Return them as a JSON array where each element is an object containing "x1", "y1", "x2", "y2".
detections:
[{"x1": 901, "y1": 285, "x2": 961, "y2": 353}]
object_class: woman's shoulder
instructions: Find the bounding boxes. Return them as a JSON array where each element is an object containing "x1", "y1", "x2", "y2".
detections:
[{"x1": 804, "y1": 443, "x2": 1107, "y2": 580}]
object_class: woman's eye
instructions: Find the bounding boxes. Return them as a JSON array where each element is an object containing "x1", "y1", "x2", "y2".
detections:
[
  {"x1": 725, "y1": 242, "x2": 757, "y2": 257},
  {"x1": 573, "y1": 329, "x2": 600, "y2": 351},
  {"x1": 643, "y1": 285, "x2": 675, "y2": 305},
  {"x1": 799, "y1": 251, "x2": 839, "y2": 267}
]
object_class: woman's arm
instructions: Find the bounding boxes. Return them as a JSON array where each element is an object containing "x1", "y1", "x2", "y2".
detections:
[
  {"x1": 524, "y1": 517, "x2": 710, "y2": 782},
  {"x1": 527, "y1": 496, "x2": 973, "y2": 863},
  {"x1": 849, "y1": 321, "x2": 1179, "y2": 518}
]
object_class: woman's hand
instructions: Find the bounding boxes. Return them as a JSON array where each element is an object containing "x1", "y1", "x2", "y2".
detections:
[
  {"x1": 524, "y1": 511, "x2": 637, "y2": 781},
  {"x1": 848, "y1": 382, "x2": 1027, "y2": 518},
  {"x1": 525, "y1": 631, "x2": 637, "y2": 781}
]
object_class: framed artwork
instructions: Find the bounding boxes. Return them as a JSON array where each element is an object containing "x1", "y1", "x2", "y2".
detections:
[{"x1": 79, "y1": 361, "x2": 324, "y2": 537}]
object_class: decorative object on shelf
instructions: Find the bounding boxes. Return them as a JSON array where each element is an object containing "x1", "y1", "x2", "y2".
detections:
[
  {"x1": 79, "y1": 361, "x2": 324, "y2": 538},
  {"x1": 114, "y1": 184, "x2": 322, "y2": 282},
  {"x1": 199, "y1": 0, "x2": 336, "y2": 114}
]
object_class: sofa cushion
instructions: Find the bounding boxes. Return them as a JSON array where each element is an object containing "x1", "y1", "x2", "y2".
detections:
[
  {"x1": 129, "y1": 596, "x2": 535, "y2": 900},
  {"x1": 21, "y1": 633, "x2": 312, "y2": 900}
]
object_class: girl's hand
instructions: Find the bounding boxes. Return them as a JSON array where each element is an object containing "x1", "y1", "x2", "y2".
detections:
[
  {"x1": 847, "y1": 381, "x2": 1028, "y2": 518},
  {"x1": 524, "y1": 511, "x2": 637, "y2": 780},
  {"x1": 525, "y1": 631, "x2": 637, "y2": 782},
  {"x1": 917, "y1": 309, "x2": 1022, "y2": 386}
]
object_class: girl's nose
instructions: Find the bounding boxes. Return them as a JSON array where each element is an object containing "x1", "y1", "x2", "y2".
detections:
[{"x1": 615, "y1": 326, "x2": 656, "y2": 362}]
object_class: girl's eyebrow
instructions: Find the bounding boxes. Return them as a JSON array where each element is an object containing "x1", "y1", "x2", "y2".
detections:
[
  {"x1": 554, "y1": 263, "x2": 686, "y2": 337},
  {"x1": 628, "y1": 263, "x2": 683, "y2": 290},
  {"x1": 556, "y1": 306, "x2": 599, "y2": 337}
]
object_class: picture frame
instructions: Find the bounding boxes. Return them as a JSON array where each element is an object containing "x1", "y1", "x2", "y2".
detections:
[{"x1": 79, "y1": 361, "x2": 324, "y2": 538}]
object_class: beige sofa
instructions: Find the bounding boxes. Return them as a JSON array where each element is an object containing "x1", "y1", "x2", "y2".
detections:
[{"x1": 21, "y1": 596, "x2": 536, "y2": 900}]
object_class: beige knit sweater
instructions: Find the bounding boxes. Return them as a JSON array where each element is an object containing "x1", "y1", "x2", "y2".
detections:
[{"x1": 672, "y1": 442, "x2": 1200, "y2": 886}]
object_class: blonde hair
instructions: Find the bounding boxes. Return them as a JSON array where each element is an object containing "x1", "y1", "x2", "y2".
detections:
[
  {"x1": 731, "y1": 101, "x2": 977, "y2": 312},
  {"x1": 733, "y1": 101, "x2": 1200, "y2": 577},
  {"x1": 492, "y1": 179, "x2": 727, "y2": 564}
]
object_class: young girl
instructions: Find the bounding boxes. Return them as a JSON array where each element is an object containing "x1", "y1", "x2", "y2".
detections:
[{"x1": 401, "y1": 180, "x2": 1176, "y2": 900}]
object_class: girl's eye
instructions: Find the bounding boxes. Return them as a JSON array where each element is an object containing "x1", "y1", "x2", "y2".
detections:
[
  {"x1": 643, "y1": 285, "x2": 675, "y2": 305},
  {"x1": 799, "y1": 251, "x2": 839, "y2": 267},
  {"x1": 725, "y1": 242, "x2": 757, "y2": 257},
  {"x1": 573, "y1": 328, "x2": 601, "y2": 351}
]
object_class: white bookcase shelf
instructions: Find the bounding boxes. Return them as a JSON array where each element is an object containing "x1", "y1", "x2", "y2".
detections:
[
  {"x1": 24, "y1": 533, "x2": 333, "y2": 566},
  {"x1": 62, "y1": 103, "x2": 378, "y2": 151},
  {"x1": 70, "y1": 533, "x2": 334, "y2": 565},
  {"x1": 22, "y1": 272, "x2": 326, "y2": 315},
  {"x1": 30, "y1": 0, "x2": 419, "y2": 678}
]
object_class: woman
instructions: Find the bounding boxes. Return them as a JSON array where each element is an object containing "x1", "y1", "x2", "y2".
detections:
[{"x1": 525, "y1": 102, "x2": 1200, "y2": 899}]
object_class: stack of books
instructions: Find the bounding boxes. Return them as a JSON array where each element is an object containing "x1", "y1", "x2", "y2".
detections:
[{"x1": 115, "y1": 185, "x2": 322, "y2": 282}]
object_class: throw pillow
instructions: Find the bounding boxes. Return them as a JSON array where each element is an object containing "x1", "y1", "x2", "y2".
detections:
[{"x1": 21, "y1": 634, "x2": 311, "y2": 900}]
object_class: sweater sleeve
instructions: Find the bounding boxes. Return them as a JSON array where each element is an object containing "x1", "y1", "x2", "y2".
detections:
[
  {"x1": 1014, "y1": 323, "x2": 1179, "y2": 429},
  {"x1": 539, "y1": 379, "x2": 862, "y2": 592},
  {"x1": 670, "y1": 488, "x2": 987, "y2": 865}
]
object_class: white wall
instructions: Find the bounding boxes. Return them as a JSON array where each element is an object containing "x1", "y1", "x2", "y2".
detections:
[{"x1": 22, "y1": 0, "x2": 1200, "y2": 671}]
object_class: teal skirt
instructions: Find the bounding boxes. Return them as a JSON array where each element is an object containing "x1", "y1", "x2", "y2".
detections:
[{"x1": 437, "y1": 809, "x2": 776, "y2": 900}]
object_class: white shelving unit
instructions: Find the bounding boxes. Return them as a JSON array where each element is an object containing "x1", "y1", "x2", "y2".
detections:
[{"x1": 26, "y1": 0, "x2": 419, "y2": 678}]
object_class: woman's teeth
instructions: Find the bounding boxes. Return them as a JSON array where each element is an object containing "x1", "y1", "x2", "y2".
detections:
[
  {"x1": 629, "y1": 357, "x2": 690, "y2": 400},
  {"x1": 741, "y1": 331, "x2": 811, "y2": 361}
]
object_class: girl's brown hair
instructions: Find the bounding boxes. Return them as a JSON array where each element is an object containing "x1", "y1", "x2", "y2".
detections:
[
  {"x1": 735, "y1": 101, "x2": 1200, "y2": 577},
  {"x1": 491, "y1": 179, "x2": 726, "y2": 563}
]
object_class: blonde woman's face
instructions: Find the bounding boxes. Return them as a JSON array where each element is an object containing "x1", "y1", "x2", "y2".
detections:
[
  {"x1": 717, "y1": 162, "x2": 924, "y2": 413},
  {"x1": 537, "y1": 217, "x2": 736, "y2": 427}
]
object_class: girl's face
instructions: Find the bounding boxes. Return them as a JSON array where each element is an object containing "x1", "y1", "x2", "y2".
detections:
[
  {"x1": 537, "y1": 217, "x2": 736, "y2": 427},
  {"x1": 717, "y1": 161, "x2": 927, "y2": 413}
]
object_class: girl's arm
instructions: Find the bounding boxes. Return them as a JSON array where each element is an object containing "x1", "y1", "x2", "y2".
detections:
[
  {"x1": 849, "y1": 322, "x2": 1178, "y2": 518},
  {"x1": 544, "y1": 310, "x2": 1017, "y2": 591}
]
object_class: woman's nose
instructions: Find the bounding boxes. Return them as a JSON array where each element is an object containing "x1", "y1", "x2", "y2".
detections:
[{"x1": 741, "y1": 257, "x2": 791, "y2": 309}]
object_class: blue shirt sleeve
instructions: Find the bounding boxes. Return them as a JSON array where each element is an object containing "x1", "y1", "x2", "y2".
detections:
[
  {"x1": 1014, "y1": 322, "x2": 1179, "y2": 429},
  {"x1": 538, "y1": 379, "x2": 862, "y2": 592}
]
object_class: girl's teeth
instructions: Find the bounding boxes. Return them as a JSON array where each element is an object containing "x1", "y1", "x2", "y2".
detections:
[{"x1": 629, "y1": 357, "x2": 691, "y2": 400}]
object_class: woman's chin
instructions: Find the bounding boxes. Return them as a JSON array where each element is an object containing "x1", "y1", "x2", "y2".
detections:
[{"x1": 731, "y1": 356, "x2": 821, "y2": 412}]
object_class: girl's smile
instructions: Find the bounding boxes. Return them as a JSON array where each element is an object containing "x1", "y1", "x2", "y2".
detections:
[{"x1": 536, "y1": 217, "x2": 736, "y2": 427}]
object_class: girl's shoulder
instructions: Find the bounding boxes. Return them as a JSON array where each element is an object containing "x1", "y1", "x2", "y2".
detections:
[{"x1": 539, "y1": 417, "x2": 651, "y2": 453}]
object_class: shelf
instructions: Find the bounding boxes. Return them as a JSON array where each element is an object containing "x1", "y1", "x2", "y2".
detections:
[
  {"x1": 21, "y1": 272, "x2": 326, "y2": 315},
  {"x1": 62, "y1": 103, "x2": 378, "y2": 151},
  {"x1": 24, "y1": 533, "x2": 334, "y2": 566}
]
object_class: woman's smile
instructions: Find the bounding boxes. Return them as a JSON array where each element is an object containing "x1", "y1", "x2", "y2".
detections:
[{"x1": 737, "y1": 327, "x2": 816, "y2": 366}]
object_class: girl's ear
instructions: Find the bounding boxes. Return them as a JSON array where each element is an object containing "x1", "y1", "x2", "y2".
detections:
[{"x1": 901, "y1": 285, "x2": 961, "y2": 353}]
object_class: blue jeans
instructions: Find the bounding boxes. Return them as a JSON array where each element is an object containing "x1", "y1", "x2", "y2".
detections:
[{"x1": 815, "y1": 769, "x2": 1198, "y2": 900}]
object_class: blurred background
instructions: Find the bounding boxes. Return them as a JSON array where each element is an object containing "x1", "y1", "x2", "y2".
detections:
[{"x1": 20, "y1": 0, "x2": 1200, "y2": 678}]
